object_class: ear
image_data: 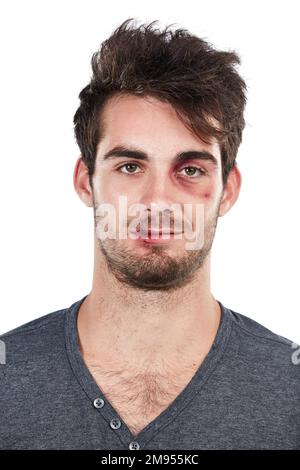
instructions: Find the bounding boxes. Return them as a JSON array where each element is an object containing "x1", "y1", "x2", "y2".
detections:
[
  {"x1": 218, "y1": 164, "x2": 242, "y2": 217},
  {"x1": 73, "y1": 156, "x2": 94, "y2": 207}
]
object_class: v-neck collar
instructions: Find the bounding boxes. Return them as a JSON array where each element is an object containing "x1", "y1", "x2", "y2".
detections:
[{"x1": 65, "y1": 294, "x2": 233, "y2": 448}]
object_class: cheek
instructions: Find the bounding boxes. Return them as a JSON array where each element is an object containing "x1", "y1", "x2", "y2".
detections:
[
  {"x1": 95, "y1": 173, "x2": 120, "y2": 202},
  {"x1": 198, "y1": 188, "x2": 219, "y2": 221},
  {"x1": 199, "y1": 179, "x2": 219, "y2": 202},
  {"x1": 200, "y1": 187, "x2": 215, "y2": 203}
]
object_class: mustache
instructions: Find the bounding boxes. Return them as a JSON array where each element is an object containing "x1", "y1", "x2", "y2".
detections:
[
  {"x1": 128, "y1": 212, "x2": 193, "y2": 234},
  {"x1": 93, "y1": 202, "x2": 196, "y2": 234}
]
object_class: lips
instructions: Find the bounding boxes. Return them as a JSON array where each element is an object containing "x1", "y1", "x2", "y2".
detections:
[{"x1": 128, "y1": 220, "x2": 183, "y2": 240}]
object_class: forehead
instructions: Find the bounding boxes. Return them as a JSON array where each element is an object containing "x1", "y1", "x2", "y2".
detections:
[{"x1": 98, "y1": 93, "x2": 221, "y2": 160}]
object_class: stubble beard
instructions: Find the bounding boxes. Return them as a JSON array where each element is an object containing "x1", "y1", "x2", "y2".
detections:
[{"x1": 93, "y1": 199, "x2": 221, "y2": 292}]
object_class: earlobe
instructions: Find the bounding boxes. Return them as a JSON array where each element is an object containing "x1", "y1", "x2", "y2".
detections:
[
  {"x1": 80, "y1": 189, "x2": 94, "y2": 208},
  {"x1": 218, "y1": 196, "x2": 230, "y2": 217},
  {"x1": 73, "y1": 156, "x2": 94, "y2": 208},
  {"x1": 218, "y1": 165, "x2": 242, "y2": 217}
]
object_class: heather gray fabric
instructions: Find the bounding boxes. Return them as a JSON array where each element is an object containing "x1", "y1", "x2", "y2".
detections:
[{"x1": 0, "y1": 295, "x2": 299, "y2": 450}]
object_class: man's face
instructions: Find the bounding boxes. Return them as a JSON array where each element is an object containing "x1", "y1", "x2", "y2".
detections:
[{"x1": 91, "y1": 94, "x2": 225, "y2": 291}]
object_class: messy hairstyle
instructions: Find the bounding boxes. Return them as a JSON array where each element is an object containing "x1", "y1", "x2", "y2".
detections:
[{"x1": 73, "y1": 18, "x2": 247, "y2": 188}]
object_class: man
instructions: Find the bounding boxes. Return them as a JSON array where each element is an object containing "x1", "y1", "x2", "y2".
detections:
[{"x1": 0, "y1": 18, "x2": 299, "y2": 450}]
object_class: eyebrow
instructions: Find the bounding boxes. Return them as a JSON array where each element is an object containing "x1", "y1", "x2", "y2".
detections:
[{"x1": 102, "y1": 145, "x2": 219, "y2": 167}]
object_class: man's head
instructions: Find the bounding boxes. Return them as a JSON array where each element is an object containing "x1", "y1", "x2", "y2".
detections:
[{"x1": 73, "y1": 18, "x2": 246, "y2": 291}]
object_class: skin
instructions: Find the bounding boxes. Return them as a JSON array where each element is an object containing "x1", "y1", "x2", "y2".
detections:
[{"x1": 73, "y1": 93, "x2": 241, "y2": 381}]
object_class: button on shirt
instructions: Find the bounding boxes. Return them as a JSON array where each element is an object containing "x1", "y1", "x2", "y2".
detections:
[{"x1": 0, "y1": 295, "x2": 300, "y2": 449}]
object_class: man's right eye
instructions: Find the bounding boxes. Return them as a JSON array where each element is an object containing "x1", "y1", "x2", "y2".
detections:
[{"x1": 116, "y1": 163, "x2": 141, "y2": 174}]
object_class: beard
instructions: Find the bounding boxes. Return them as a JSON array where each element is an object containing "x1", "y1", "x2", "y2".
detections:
[{"x1": 93, "y1": 198, "x2": 221, "y2": 292}]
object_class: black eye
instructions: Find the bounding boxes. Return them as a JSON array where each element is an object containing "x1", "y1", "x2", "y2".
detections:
[{"x1": 179, "y1": 166, "x2": 205, "y2": 178}]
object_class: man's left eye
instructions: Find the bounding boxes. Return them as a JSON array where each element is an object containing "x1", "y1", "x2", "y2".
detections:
[{"x1": 179, "y1": 166, "x2": 206, "y2": 178}]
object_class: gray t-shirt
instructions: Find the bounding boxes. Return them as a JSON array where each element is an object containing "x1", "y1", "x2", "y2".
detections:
[{"x1": 0, "y1": 295, "x2": 299, "y2": 450}]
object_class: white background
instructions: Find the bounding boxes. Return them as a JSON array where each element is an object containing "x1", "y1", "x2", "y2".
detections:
[{"x1": 0, "y1": 0, "x2": 299, "y2": 342}]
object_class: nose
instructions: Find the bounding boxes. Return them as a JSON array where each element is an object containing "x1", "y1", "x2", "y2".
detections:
[
  {"x1": 139, "y1": 168, "x2": 175, "y2": 210},
  {"x1": 138, "y1": 170, "x2": 180, "y2": 232}
]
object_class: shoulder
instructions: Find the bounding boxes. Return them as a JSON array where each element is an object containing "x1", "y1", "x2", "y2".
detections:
[
  {"x1": 225, "y1": 304, "x2": 300, "y2": 382},
  {"x1": 227, "y1": 305, "x2": 295, "y2": 346},
  {"x1": 0, "y1": 301, "x2": 75, "y2": 366}
]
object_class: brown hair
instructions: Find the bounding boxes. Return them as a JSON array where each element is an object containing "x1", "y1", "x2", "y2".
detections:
[{"x1": 73, "y1": 18, "x2": 247, "y2": 188}]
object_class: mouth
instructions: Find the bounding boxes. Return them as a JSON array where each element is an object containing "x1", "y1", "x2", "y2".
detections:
[
  {"x1": 128, "y1": 223, "x2": 183, "y2": 243},
  {"x1": 138, "y1": 229, "x2": 183, "y2": 244}
]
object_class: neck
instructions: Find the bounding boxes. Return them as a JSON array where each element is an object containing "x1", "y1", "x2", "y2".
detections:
[{"x1": 77, "y1": 241, "x2": 221, "y2": 372}]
